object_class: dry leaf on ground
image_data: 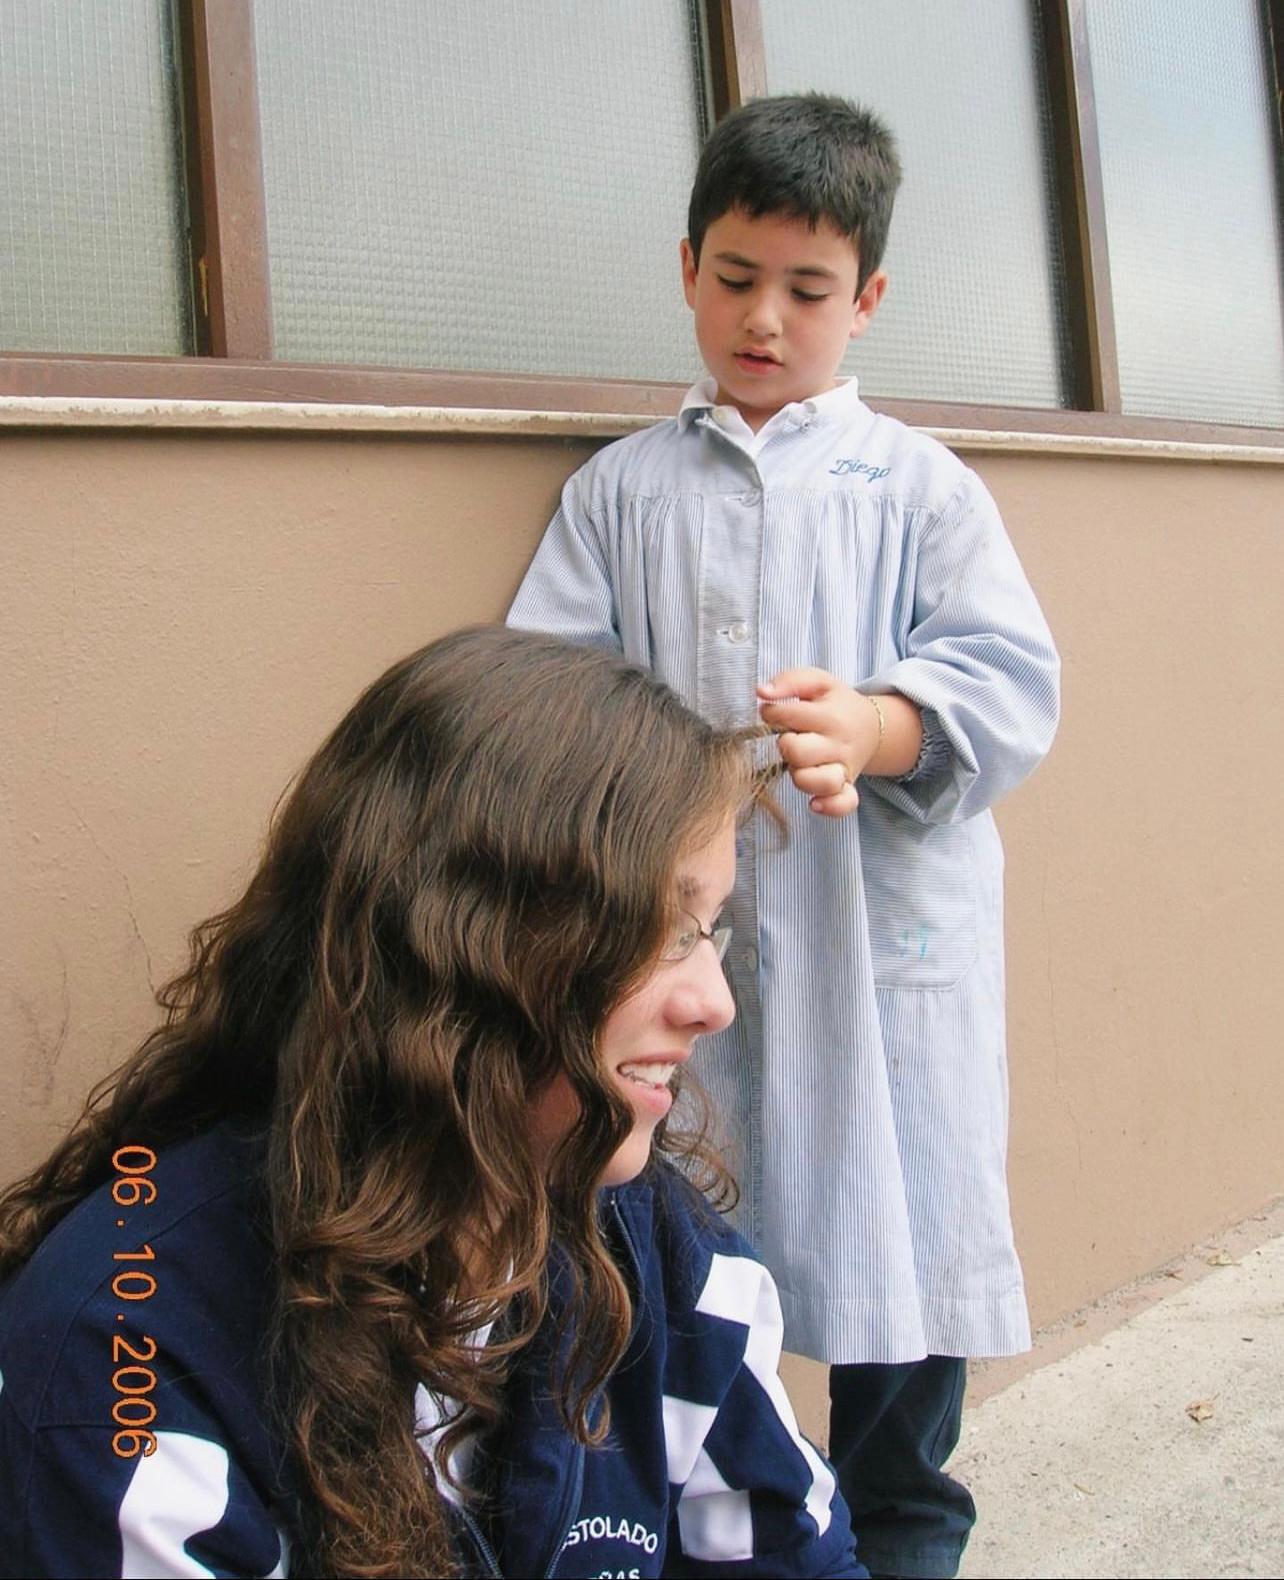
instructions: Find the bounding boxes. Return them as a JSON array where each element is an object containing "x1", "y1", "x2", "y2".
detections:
[
  {"x1": 1206, "y1": 1249, "x2": 1238, "y2": 1267},
  {"x1": 1185, "y1": 1398, "x2": 1215, "y2": 1423}
]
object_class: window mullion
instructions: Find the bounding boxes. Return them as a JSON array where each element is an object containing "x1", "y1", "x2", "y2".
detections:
[
  {"x1": 179, "y1": 0, "x2": 273, "y2": 359},
  {"x1": 703, "y1": 0, "x2": 768, "y2": 120},
  {"x1": 1263, "y1": 0, "x2": 1284, "y2": 350},
  {"x1": 1266, "y1": 3, "x2": 1284, "y2": 154},
  {"x1": 1042, "y1": 0, "x2": 1121, "y2": 413}
]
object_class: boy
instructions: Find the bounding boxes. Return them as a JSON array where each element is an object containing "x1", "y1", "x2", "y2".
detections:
[{"x1": 509, "y1": 94, "x2": 1059, "y2": 1579}]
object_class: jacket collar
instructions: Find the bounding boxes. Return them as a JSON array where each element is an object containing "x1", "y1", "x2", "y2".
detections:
[{"x1": 676, "y1": 373, "x2": 865, "y2": 436}]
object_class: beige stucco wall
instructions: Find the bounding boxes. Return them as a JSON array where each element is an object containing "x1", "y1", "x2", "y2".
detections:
[{"x1": 4, "y1": 428, "x2": 1281, "y2": 1363}]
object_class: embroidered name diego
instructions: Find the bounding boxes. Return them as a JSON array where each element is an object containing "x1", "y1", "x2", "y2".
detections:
[{"x1": 829, "y1": 458, "x2": 890, "y2": 481}]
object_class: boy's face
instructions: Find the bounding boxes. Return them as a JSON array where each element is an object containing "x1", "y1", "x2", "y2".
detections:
[{"x1": 680, "y1": 208, "x2": 887, "y2": 430}]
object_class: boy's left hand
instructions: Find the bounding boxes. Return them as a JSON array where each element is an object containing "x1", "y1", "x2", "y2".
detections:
[{"x1": 757, "y1": 667, "x2": 882, "y2": 818}]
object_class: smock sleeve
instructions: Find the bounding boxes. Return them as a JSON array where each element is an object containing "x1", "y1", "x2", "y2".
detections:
[
  {"x1": 661, "y1": 1240, "x2": 866, "y2": 1579},
  {"x1": 507, "y1": 465, "x2": 622, "y2": 649},
  {"x1": 861, "y1": 471, "x2": 1060, "y2": 824}
]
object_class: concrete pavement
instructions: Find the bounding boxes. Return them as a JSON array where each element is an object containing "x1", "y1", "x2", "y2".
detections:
[{"x1": 954, "y1": 1218, "x2": 1284, "y2": 1579}]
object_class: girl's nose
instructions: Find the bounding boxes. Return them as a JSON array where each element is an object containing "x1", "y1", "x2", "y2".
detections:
[{"x1": 671, "y1": 942, "x2": 736, "y2": 1034}]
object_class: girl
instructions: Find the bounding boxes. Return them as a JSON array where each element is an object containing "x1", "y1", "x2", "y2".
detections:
[{"x1": 0, "y1": 626, "x2": 862, "y2": 1579}]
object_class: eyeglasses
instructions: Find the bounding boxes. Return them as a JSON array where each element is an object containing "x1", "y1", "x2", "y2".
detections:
[{"x1": 661, "y1": 910, "x2": 733, "y2": 964}]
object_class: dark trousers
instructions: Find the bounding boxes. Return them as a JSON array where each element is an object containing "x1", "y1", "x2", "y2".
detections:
[{"x1": 828, "y1": 1355, "x2": 974, "y2": 1579}]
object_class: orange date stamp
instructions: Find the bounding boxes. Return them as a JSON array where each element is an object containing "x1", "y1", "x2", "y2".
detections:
[{"x1": 108, "y1": 1144, "x2": 160, "y2": 1459}]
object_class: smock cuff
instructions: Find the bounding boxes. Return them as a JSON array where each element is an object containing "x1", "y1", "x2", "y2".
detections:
[{"x1": 898, "y1": 706, "x2": 953, "y2": 783}]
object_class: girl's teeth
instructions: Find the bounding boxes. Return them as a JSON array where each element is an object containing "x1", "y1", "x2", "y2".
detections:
[{"x1": 619, "y1": 1063, "x2": 676, "y2": 1088}]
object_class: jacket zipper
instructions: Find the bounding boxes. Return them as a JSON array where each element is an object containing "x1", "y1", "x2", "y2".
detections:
[
  {"x1": 607, "y1": 1192, "x2": 645, "y2": 1288},
  {"x1": 539, "y1": 1191, "x2": 649, "y2": 1578},
  {"x1": 455, "y1": 1501, "x2": 504, "y2": 1579},
  {"x1": 542, "y1": 1438, "x2": 586, "y2": 1578}
]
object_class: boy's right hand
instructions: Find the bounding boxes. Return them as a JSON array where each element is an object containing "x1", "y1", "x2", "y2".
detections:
[
  {"x1": 758, "y1": 668, "x2": 925, "y2": 817},
  {"x1": 757, "y1": 668, "x2": 878, "y2": 819}
]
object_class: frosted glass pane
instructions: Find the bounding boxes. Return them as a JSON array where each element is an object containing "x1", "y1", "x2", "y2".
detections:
[
  {"x1": 760, "y1": 0, "x2": 1071, "y2": 407},
  {"x1": 0, "y1": 0, "x2": 190, "y2": 355},
  {"x1": 1087, "y1": 0, "x2": 1284, "y2": 427},
  {"x1": 254, "y1": 0, "x2": 707, "y2": 381}
]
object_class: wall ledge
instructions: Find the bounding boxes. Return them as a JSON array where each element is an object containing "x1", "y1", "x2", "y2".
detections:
[{"x1": 3, "y1": 395, "x2": 1284, "y2": 464}]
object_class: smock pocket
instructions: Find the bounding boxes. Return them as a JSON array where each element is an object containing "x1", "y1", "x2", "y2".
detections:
[{"x1": 859, "y1": 796, "x2": 978, "y2": 988}]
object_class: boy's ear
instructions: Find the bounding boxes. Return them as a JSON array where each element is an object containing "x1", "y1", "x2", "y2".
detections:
[
  {"x1": 850, "y1": 268, "x2": 889, "y2": 340},
  {"x1": 680, "y1": 238, "x2": 699, "y2": 309}
]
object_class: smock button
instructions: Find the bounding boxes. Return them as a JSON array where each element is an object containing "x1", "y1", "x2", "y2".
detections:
[
  {"x1": 726, "y1": 620, "x2": 749, "y2": 644},
  {"x1": 742, "y1": 945, "x2": 759, "y2": 972}
]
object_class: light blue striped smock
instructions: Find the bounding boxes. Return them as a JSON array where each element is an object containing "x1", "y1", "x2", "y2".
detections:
[{"x1": 509, "y1": 376, "x2": 1060, "y2": 1364}]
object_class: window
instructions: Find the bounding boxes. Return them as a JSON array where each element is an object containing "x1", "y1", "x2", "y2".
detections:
[
  {"x1": 4, "y1": 0, "x2": 1284, "y2": 446},
  {"x1": 253, "y1": 1, "x2": 707, "y2": 381},
  {"x1": 1087, "y1": 0, "x2": 1284, "y2": 427},
  {"x1": 0, "y1": 0, "x2": 190, "y2": 355},
  {"x1": 760, "y1": 0, "x2": 1072, "y2": 409}
]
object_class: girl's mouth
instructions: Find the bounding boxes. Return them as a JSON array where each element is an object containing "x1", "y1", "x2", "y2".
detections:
[
  {"x1": 616, "y1": 1061, "x2": 677, "y2": 1116},
  {"x1": 618, "y1": 1061, "x2": 677, "y2": 1089}
]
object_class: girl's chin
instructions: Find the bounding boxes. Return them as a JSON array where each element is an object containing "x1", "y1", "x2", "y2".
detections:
[{"x1": 600, "y1": 1126, "x2": 658, "y2": 1188}]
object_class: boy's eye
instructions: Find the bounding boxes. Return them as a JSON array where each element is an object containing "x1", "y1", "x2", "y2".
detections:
[
  {"x1": 793, "y1": 288, "x2": 829, "y2": 303},
  {"x1": 715, "y1": 274, "x2": 753, "y2": 292}
]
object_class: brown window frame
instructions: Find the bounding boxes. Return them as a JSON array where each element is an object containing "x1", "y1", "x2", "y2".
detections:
[{"x1": 4, "y1": 0, "x2": 1284, "y2": 452}]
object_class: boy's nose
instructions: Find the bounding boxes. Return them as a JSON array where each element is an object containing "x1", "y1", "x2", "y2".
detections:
[{"x1": 742, "y1": 291, "x2": 783, "y2": 338}]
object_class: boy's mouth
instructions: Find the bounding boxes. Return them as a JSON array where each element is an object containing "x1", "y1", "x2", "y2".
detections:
[{"x1": 735, "y1": 349, "x2": 781, "y2": 370}]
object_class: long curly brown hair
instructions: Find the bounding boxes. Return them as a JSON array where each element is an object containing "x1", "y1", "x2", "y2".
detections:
[{"x1": 0, "y1": 626, "x2": 754, "y2": 1576}]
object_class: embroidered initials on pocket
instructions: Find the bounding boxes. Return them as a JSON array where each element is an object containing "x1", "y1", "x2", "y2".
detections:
[{"x1": 859, "y1": 801, "x2": 978, "y2": 989}]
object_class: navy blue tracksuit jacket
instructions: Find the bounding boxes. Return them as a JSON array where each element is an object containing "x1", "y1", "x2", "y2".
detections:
[{"x1": 0, "y1": 1124, "x2": 863, "y2": 1577}]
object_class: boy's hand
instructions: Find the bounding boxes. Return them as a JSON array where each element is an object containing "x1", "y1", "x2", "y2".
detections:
[{"x1": 757, "y1": 668, "x2": 883, "y2": 818}]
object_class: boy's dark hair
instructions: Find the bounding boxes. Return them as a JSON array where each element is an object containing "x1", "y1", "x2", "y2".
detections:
[{"x1": 687, "y1": 93, "x2": 901, "y2": 292}]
